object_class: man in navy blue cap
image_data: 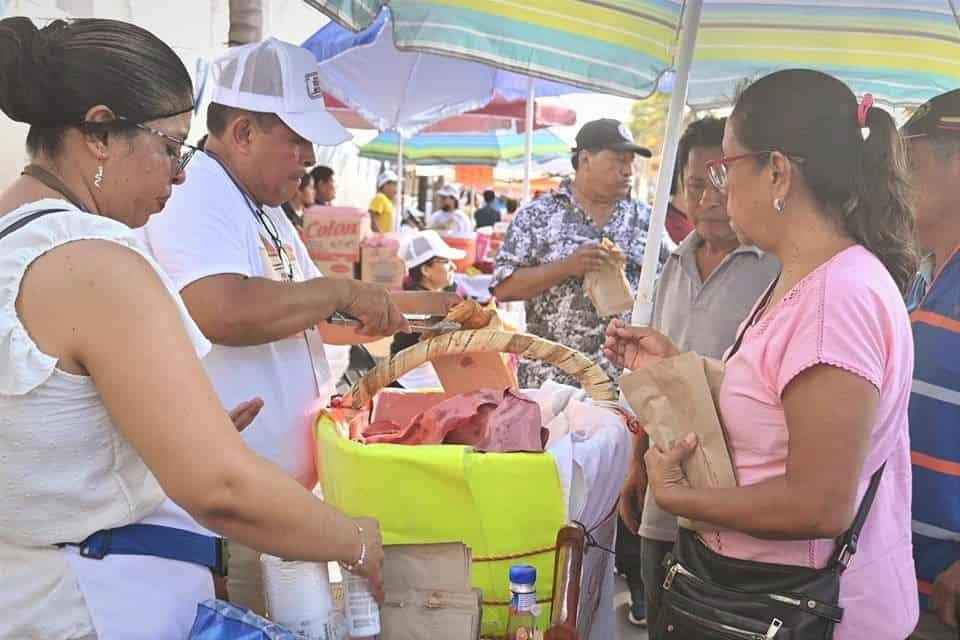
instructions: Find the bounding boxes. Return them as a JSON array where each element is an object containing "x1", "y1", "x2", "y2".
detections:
[
  {"x1": 492, "y1": 118, "x2": 663, "y2": 388},
  {"x1": 902, "y1": 89, "x2": 960, "y2": 639}
]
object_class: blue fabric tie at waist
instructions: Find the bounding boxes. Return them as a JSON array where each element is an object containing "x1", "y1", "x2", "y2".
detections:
[{"x1": 60, "y1": 523, "x2": 230, "y2": 576}]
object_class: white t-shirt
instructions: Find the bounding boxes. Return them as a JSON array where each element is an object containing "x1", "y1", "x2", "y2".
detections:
[
  {"x1": 429, "y1": 209, "x2": 474, "y2": 234},
  {"x1": 144, "y1": 152, "x2": 332, "y2": 488}
]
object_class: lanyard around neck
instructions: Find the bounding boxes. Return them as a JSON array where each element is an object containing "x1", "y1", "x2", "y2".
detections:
[{"x1": 205, "y1": 151, "x2": 295, "y2": 282}]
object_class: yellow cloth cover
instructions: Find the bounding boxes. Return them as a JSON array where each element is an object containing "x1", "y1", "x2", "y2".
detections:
[{"x1": 316, "y1": 411, "x2": 566, "y2": 635}]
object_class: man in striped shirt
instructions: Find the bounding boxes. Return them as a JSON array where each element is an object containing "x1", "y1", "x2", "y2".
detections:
[{"x1": 903, "y1": 90, "x2": 960, "y2": 639}]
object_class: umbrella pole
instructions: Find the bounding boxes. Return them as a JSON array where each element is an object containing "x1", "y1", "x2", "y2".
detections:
[
  {"x1": 396, "y1": 133, "x2": 404, "y2": 231},
  {"x1": 522, "y1": 76, "x2": 535, "y2": 203},
  {"x1": 630, "y1": 0, "x2": 704, "y2": 327}
]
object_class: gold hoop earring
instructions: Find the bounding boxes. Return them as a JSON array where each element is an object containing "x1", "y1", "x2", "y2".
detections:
[{"x1": 773, "y1": 198, "x2": 785, "y2": 214}]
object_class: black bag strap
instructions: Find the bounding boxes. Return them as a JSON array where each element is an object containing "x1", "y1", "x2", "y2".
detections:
[
  {"x1": 832, "y1": 462, "x2": 886, "y2": 571},
  {"x1": 0, "y1": 208, "x2": 66, "y2": 242},
  {"x1": 726, "y1": 274, "x2": 779, "y2": 362}
]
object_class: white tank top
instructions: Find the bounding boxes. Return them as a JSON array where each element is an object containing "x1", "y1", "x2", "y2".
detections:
[{"x1": 0, "y1": 200, "x2": 213, "y2": 638}]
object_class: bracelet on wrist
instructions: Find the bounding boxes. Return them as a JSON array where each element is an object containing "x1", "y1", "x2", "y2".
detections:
[{"x1": 339, "y1": 521, "x2": 366, "y2": 573}]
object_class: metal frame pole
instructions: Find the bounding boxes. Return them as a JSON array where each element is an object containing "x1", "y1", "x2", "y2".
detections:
[{"x1": 630, "y1": 0, "x2": 704, "y2": 326}]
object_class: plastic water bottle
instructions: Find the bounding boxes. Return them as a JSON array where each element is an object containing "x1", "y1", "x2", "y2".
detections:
[
  {"x1": 506, "y1": 564, "x2": 540, "y2": 640},
  {"x1": 260, "y1": 554, "x2": 346, "y2": 640},
  {"x1": 344, "y1": 571, "x2": 381, "y2": 638}
]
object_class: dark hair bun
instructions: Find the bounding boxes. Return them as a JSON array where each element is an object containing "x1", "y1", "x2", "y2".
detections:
[{"x1": 0, "y1": 17, "x2": 70, "y2": 125}]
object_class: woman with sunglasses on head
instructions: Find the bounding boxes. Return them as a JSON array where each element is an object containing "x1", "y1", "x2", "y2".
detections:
[
  {"x1": 0, "y1": 17, "x2": 384, "y2": 639},
  {"x1": 606, "y1": 69, "x2": 918, "y2": 639}
]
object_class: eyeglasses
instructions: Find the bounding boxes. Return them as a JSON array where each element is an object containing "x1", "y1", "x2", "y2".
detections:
[
  {"x1": 705, "y1": 151, "x2": 806, "y2": 191},
  {"x1": 81, "y1": 115, "x2": 201, "y2": 175},
  {"x1": 130, "y1": 121, "x2": 201, "y2": 175}
]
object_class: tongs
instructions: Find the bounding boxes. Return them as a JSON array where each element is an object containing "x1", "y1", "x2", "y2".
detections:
[{"x1": 328, "y1": 312, "x2": 461, "y2": 333}]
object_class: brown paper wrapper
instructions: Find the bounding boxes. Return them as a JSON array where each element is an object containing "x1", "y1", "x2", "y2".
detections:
[
  {"x1": 584, "y1": 240, "x2": 633, "y2": 317},
  {"x1": 620, "y1": 352, "x2": 737, "y2": 531}
]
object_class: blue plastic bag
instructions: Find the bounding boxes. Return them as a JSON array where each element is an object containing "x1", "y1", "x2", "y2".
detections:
[{"x1": 189, "y1": 599, "x2": 303, "y2": 639}]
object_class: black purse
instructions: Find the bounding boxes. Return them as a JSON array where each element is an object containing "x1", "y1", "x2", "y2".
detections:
[
  {"x1": 656, "y1": 466, "x2": 883, "y2": 639},
  {"x1": 654, "y1": 276, "x2": 885, "y2": 639}
]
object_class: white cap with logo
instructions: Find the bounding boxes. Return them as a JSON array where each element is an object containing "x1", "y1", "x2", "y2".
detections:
[
  {"x1": 210, "y1": 37, "x2": 352, "y2": 146},
  {"x1": 400, "y1": 230, "x2": 466, "y2": 269}
]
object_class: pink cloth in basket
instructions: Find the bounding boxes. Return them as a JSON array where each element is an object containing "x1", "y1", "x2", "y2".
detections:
[{"x1": 361, "y1": 388, "x2": 547, "y2": 452}]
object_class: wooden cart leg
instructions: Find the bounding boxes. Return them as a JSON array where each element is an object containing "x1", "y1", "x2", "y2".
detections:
[{"x1": 544, "y1": 523, "x2": 586, "y2": 640}]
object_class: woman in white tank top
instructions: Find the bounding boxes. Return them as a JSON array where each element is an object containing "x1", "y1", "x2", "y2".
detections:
[{"x1": 0, "y1": 17, "x2": 387, "y2": 639}]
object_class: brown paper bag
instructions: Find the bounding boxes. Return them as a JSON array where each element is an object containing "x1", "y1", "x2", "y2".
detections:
[
  {"x1": 619, "y1": 352, "x2": 737, "y2": 531},
  {"x1": 584, "y1": 240, "x2": 633, "y2": 317},
  {"x1": 380, "y1": 543, "x2": 481, "y2": 640}
]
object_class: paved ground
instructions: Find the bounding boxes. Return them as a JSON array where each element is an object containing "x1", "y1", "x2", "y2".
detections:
[{"x1": 614, "y1": 574, "x2": 649, "y2": 640}]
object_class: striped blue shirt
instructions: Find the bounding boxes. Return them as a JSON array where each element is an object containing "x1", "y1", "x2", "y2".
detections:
[{"x1": 910, "y1": 247, "x2": 960, "y2": 609}]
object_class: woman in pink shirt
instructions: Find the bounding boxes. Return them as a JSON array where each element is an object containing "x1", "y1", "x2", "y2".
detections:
[{"x1": 607, "y1": 69, "x2": 919, "y2": 639}]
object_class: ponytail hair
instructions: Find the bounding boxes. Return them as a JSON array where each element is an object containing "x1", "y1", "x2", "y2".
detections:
[
  {"x1": 848, "y1": 106, "x2": 917, "y2": 293},
  {"x1": 731, "y1": 70, "x2": 918, "y2": 292}
]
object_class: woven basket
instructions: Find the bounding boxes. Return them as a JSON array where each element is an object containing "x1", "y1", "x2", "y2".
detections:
[
  {"x1": 317, "y1": 330, "x2": 615, "y2": 637},
  {"x1": 342, "y1": 329, "x2": 617, "y2": 408}
]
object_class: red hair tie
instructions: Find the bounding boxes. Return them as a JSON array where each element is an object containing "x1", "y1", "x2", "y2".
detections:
[{"x1": 857, "y1": 94, "x2": 874, "y2": 128}]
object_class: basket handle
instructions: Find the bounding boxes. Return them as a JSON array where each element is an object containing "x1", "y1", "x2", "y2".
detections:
[{"x1": 343, "y1": 330, "x2": 618, "y2": 408}]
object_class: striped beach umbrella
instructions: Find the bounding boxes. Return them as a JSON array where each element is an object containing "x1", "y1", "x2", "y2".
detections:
[
  {"x1": 357, "y1": 129, "x2": 571, "y2": 166},
  {"x1": 302, "y1": 0, "x2": 960, "y2": 107},
  {"x1": 303, "y1": 0, "x2": 960, "y2": 325}
]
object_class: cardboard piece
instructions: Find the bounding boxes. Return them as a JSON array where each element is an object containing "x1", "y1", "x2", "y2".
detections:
[
  {"x1": 302, "y1": 206, "x2": 370, "y2": 261},
  {"x1": 432, "y1": 352, "x2": 518, "y2": 396},
  {"x1": 381, "y1": 543, "x2": 481, "y2": 640},
  {"x1": 430, "y1": 313, "x2": 518, "y2": 396},
  {"x1": 619, "y1": 352, "x2": 738, "y2": 532},
  {"x1": 362, "y1": 235, "x2": 406, "y2": 291}
]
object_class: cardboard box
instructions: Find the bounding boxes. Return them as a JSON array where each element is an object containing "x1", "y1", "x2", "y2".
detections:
[
  {"x1": 314, "y1": 258, "x2": 356, "y2": 279},
  {"x1": 361, "y1": 235, "x2": 406, "y2": 290},
  {"x1": 302, "y1": 206, "x2": 370, "y2": 261}
]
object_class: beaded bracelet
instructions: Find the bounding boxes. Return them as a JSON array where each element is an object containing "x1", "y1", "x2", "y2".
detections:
[{"x1": 339, "y1": 522, "x2": 366, "y2": 572}]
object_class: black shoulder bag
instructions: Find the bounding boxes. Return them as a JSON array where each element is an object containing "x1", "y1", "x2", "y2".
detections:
[{"x1": 654, "y1": 278, "x2": 886, "y2": 639}]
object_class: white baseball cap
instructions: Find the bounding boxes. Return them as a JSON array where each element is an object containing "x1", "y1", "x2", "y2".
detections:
[
  {"x1": 377, "y1": 170, "x2": 399, "y2": 189},
  {"x1": 400, "y1": 230, "x2": 466, "y2": 269},
  {"x1": 210, "y1": 37, "x2": 352, "y2": 146},
  {"x1": 437, "y1": 184, "x2": 460, "y2": 199}
]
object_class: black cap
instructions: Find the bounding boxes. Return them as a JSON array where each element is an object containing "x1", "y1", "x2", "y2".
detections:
[
  {"x1": 573, "y1": 118, "x2": 652, "y2": 157},
  {"x1": 902, "y1": 90, "x2": 960, "y2": 138}
]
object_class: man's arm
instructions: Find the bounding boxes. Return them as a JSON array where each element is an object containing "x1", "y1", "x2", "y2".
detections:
[
  {"x1": 492, "y1": 261, "x2": 575, "y2": 302},
  {"x1": 493, "y1": 244, "x2": 612, "y2": 302},
  {"x1": 181, "y1": 275, "x2": 405, "y2": 347}
]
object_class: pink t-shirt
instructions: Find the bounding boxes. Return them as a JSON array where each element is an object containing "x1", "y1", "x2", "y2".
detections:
[{"x1": 714, "y1": 246, "x2": 918, "y2": 639}]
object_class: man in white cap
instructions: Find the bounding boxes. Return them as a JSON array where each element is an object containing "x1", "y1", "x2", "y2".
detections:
[
  {"x1": 369, "y1": 170, "x2": 398, "y2": 232},
  {"x1": 143, "y1": 37, "x2": 409, "y2": 612},
  {"x1": 429, "y1": 183, "x2": 474, "y2": 234}
]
